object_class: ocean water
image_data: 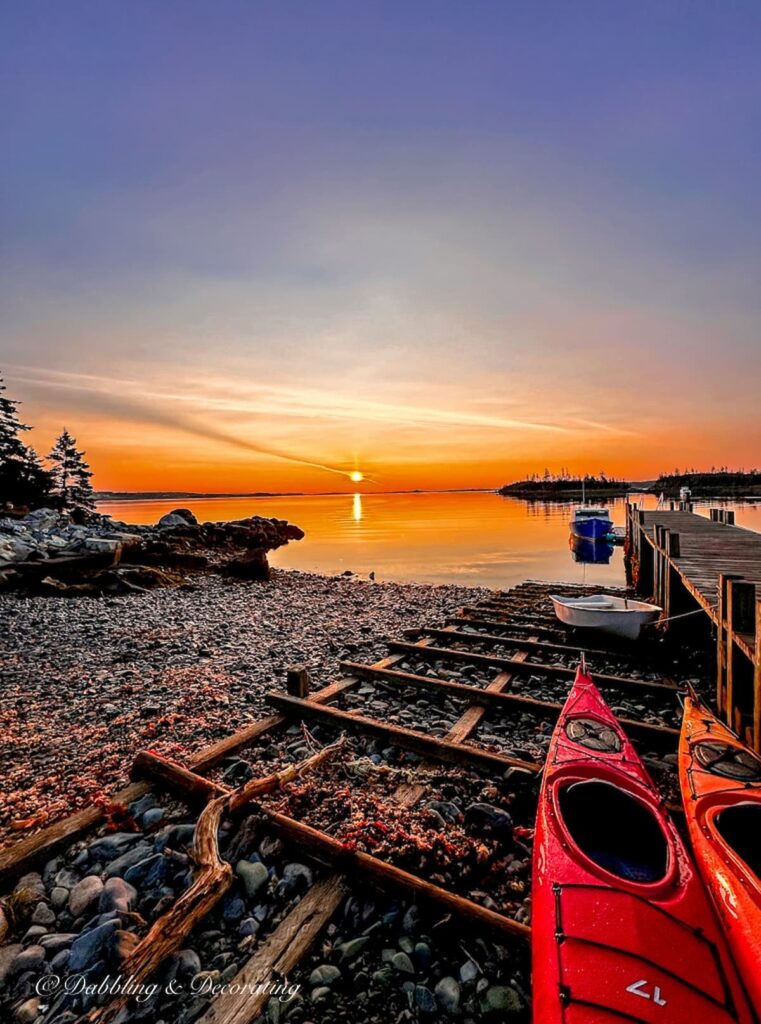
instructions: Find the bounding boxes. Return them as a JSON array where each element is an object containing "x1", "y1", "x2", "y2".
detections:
[{"x1": 97, "y1": 491, "x2": 760, "y2": 589}]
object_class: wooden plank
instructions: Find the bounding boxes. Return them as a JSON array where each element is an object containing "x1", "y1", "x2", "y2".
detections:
[
  {"x1": 0, "y1": 677, "x2": 362, "y2": 889},
  {"x1": 383, "y1": 641, "x2": 676, "y2": 695},
  {"x1": 259, "y1": 808, "x2": 531, "y2": 941},
  {"x1": 196, "y1": 875, "x2": 349, "y2": 1024},
  {"x1": 266, "y1": 692, "x2": 540, "y2": 774},
  {"x1": 340, "y1": 661, "x2": 677, "y2": 746},
  {"x1": 421, "y1": 626, "x2": 622, "y2": 660}
]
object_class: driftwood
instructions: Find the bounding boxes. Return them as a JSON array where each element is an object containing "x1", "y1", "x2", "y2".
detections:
[
  {"x1": 0, "y1": 678, "x2": 358, "y2": 889},
  {"x1": 133, "y1": 750, "x2": 531, "y2": 944},
  {"x1": 89, "y1": 739, "x2": 344, "y2": 1024}
]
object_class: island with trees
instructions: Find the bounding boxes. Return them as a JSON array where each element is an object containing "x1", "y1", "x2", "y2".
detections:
[
  {"x1": 652, "y1": 469, "x2": 761, "y2": 497},
  {"x1": 497, "y1": 470, "x2": 630, "y2": 499}
]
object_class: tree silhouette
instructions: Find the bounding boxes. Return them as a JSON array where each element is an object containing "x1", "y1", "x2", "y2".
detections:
[
  {"x1": 0, "y1": 374, "x2": 52, "y2": 508},
  {"x1": 48, "y1": 429, "x2": 95, "y2": 511}
]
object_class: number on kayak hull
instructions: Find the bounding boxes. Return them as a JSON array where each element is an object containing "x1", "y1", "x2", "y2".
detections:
[{"x1": 627, "y1": 979, "x2": 667, "y2": 1006}]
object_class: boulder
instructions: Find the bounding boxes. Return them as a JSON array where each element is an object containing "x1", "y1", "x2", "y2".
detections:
[
  {"x1": 221, "y1": 549, "x2": 270, "y2": 581},
  {"x1": 157, "y1": 509, "x2": 198, "y2": 529}
]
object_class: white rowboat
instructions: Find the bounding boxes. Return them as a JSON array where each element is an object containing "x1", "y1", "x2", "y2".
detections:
[{"x1": 550, "y1": 593, "x2": 662, "y2": 640}]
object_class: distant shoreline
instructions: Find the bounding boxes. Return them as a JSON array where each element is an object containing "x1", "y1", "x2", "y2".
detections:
[{"x1": 95, "y1": 487, "x2": 495, "y2": 502}]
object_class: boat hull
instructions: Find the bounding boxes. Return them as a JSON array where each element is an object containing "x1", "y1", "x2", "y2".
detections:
[
  {"x1": 532, "y1": 670, "x2": 754, "y2": 1023},
  {"x1": 550, "y1": 594, "x2": 661, "y2": 639},
  {"x1": 678, "y1": 698, "x2": 761, "y2": 1010},
  {"x1": 569, "y1": 516, "x2": 613, "y2": 541}
]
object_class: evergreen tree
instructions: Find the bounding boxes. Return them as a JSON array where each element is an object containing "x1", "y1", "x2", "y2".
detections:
[
  {"x1": 48, "y1": 429, "x2": 95, "y2": 511},
  {"x1": 0, "y1": 375, "x2": 52, "y2": 508}
]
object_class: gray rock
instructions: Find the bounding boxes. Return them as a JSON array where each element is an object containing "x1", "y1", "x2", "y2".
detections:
[
  {"x1": 435, "y1": 976, "x2": 461, "y2": 1013},
  {"x1": 69, "y1": 920, "x2": 120, "y2": 972},
  {"x1": 124, "y1": 853, "x2": 166, "y2": 888},
  {"x1": 464, "y1": 803, "x2": 513, "y2": 838},
  {"x1": 338, "y1": 936, "x2": 370, "y2": 962},
  {"x1": 480, "y1": 985, "x2": 523, "y2": 1015},
  {"x1": 89, "y1": 832, "x2": 145, "y2": 862},
  {"x1": 158, "y1": 509, "x2": 198, "y2": 529},
  {"x1": 391, "y1": 952, "x2": 415, "y2": 975},
  {"x1": 309, "y1": 964, "x2": 341, "y2": 987},
  {"x1": 31, "y1": 902, "x2": 55, "y2": 926},
  {"x1": 11, "y1": 945, "x2": 45, "y2": 976},
  {"x1": 236, "y1": 860, "x2": 269, "y2": 899},
  {"x1": 222, "y1": 896, "x2": 246, "y2": 923},
  {"x1": 459, "y1": 959, "x2": 479, "y2": 983},
  {"x1": 277, "y1": 862, "x2": 313, "y2": 897},
  {"x1": 15, "y1": 872, "x2": 45, "y2": 900},
  {"x1": 40, "y1": 933, "x2": 77, "y2": 956},
  {"x1": 53, "y1": 868, "x2": 80, "y2": 890},
  {"x1": 0, "y1": 944, "x2": 23, "y2": 984},
  {"x1": 22, "y1": 925, "x2": 49, "y2": 944},
  {"x1": 103, "y1": 840, "x2": 153, "y2": 879},
  {"x1": 99, "y1": 877, "x2": 137, "y2": 913},
  {"x1": 155, "y1": 824, "x2": 196, "y2": 852},
  {"x1": 239, "y1": 918, "x2": 260, "y2": 938},
  {"x1": 68, "y1": 875, "x2": 104, "y2": 916},
  {"x1": 50, "y1": 886, "x2": 70, "y2": 910},
  {"x1": 415, "y1": 985, "x2": 436, "y2": 1014},
  {"x1": 141, "y1": 808, "x2": 166, "y2": 829}
]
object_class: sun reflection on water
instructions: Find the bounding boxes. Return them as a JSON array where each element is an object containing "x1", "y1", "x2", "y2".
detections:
[{"x1": 352, "y1": 492, "x2": 363, "y2": 522}]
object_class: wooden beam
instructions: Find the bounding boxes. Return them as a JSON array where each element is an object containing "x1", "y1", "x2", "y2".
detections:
[
  {"x1": 196, "y1": 875, "x2": 349, "y2": 1024},
  {"x1": 266, "y1": 692, "x2": 540, "y2": 774},
  {"x1": 340, "y1": 661, "x2": 677, "y2": 746},
  {"x1": 0, "y1": 677, "x2": 360, "y2": 889},
  {"x1": 383, "y1": 641, "x2": 676, "y2": 695},
  {"x1": 420, "y1": 626, "x2": 622, "y2": 660}
]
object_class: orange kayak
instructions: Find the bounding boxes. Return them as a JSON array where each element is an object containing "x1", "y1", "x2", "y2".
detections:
[
  {"x1": 679, "y1": 697, "x2": 761, "y2": 1011},
  {"x1": 532, "y1": 668, "x2": 756, "y2": 1022}
]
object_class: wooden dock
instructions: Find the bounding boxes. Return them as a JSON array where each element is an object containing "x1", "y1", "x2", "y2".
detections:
[{"x1": 626, "y1": 503, "x2": 761, "y2": 749}]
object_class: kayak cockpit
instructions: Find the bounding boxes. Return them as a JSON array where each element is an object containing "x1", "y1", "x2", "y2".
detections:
[
  {"x1": 558, "y1": 780, "x2": 669, "y2": 884},
  {"x1": 714, "y1": 803, "x2": 761, "y2": 883}
]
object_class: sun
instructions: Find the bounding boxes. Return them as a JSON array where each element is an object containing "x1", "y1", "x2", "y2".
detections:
[{"x1": 349, "y1": 470, "x2": 363, "y2": 483}]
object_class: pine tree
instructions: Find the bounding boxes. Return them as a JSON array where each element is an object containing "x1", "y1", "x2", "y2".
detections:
[
  {"x1": 48, "y1": 429, "x2": 95, "y2": 512},
  {"x1": 0, "y1": 374, "x2": 52, "y2": 509}
]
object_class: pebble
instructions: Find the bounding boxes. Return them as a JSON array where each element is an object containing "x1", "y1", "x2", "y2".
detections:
[
  {"x1": 68, "y1": 875, "x2": 104, "y2": 916},
  {"x1": 99, "y1": 877, "x2": 138, "y2": 913},
  {"x1": 435, "y1": 976, "x2": 461, "y2": 1013},
  {"x1": 11, "y1": 945, "x2": 45, "y2": 976},
  {"x1": 392, "y1": 952, "x2": 415, "y2": 975},
  {"x1": 69, "y1": 920, "x2": 121, "y2": 972},
  {"x1": 31, "y1": 903, "x2": 55, "y2": 926},
  {"x1": 14, "y1": 998, "x2": 40, "y2": 1024},
  {"x1": 235, "y1": 859, "x2": 269, "y2": 899},
  {"x1": 309, "y1": 965, "x2": 341, "y2": 987}
]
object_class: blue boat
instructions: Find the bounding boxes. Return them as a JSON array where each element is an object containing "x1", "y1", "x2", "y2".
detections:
[{"x1": 569, "y1": 505, "x2": 613, "y2": 541}]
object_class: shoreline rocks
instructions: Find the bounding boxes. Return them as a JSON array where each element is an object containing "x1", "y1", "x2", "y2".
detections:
[{"x1": 0, "y1": 507, "x2": 305, "y2": 595}]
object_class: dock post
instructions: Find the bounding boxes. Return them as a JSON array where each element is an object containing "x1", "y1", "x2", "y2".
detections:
[
  {"x1": 727, "y1": 581, "x2": 757, "y2": 737},
  {"x1": 725, "y1": 510, "x2": 736, "y2": 526},
  {"x1": 754, "y1": 599, "x2": 761, "y2": 753},
  {"x1": 664, "y1": 532, "x2": 680, "y2": 619},
  {"x1": 717, "y1": 574, "x2": 743, "y2": 720},
  {"x1": 286, "y1": 665, "x2": 312, "y2": 699}
]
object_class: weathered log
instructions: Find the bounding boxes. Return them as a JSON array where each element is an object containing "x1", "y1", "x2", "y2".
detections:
[
  {"x1": 90, "y1": 740, "x2": 343, "y2": 1024},
  {"x1": 130, "y1": 751, "x2": 530, "y2": 944}
]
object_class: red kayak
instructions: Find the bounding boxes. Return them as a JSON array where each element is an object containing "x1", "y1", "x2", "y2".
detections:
[{"x1": 531, "y1": 667, "x2": 756, "y2": 1023}]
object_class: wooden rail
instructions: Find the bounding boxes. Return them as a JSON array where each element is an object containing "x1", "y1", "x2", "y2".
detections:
[{"x1": 626, "y1": 503, "x2": 761, "y2": 749}]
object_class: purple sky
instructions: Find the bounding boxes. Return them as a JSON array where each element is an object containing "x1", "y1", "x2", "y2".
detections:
[{"x1": 1, "y1": 2, "x2": 760, "y2": 488}]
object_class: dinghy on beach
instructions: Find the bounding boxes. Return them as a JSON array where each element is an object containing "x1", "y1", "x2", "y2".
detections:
[
  {"x1": 550, "y1": 592, "x2": 662, "y2": 639},
  {"x1": 531, "y1": 667, "x2": 756, "y2": 1023}
]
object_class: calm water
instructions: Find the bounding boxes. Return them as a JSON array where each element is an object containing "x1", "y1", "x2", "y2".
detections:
[{"x1": 98, "y1": 492, "x2": 761, "y2": 589}]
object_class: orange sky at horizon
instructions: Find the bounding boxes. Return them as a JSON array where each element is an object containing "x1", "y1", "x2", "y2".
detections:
[{"x1": 10, "y1": 364, "x2": 760, "y2": 494}]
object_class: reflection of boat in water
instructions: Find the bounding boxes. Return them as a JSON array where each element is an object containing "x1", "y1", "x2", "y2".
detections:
[{"x1": 570, "y1": 535, "x2": 614, "y2": 564}]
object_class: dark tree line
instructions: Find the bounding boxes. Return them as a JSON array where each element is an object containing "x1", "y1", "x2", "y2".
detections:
[{"x1": 0, "y1": 375, "x2": 95, "y2": 513}]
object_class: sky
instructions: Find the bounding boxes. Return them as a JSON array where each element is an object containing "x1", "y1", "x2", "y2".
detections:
[{"x1": 1, "y1": 1, "x2": 760, "y2": 493}]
